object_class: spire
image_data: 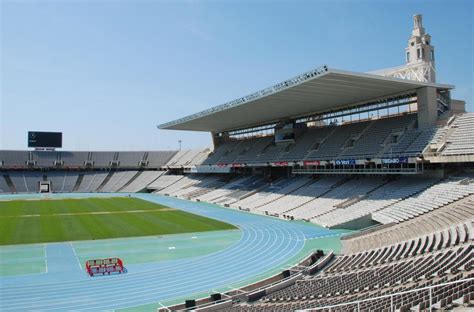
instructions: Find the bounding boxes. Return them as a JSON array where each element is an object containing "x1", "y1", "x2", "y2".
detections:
[
  {"x1": 412, "y1": 14, "x2": 425, "y2": 37},
  {"x1": 413, "y1": 14, "x2": 423, "y2": 29}
]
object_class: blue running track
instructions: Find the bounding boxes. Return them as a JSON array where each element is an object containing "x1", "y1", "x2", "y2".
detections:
[{"x1": 0, "y1": 193, "x2": 337, "y2": 311}]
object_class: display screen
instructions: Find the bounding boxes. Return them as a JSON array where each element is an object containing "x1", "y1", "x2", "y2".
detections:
[
  {"x1": 28, "y1": 131, "x2": 62, "y2": 148},
  {"x1": 274, "y1": 122, "x2": 296, "y2": 143},
  {"x1": 275, "y1": 132, "x2": 295, "y2": 142}
]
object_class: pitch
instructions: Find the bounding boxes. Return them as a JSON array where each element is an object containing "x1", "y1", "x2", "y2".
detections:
[{"x1": 0, "y1": 197, "x2": 236, "y2": 245}]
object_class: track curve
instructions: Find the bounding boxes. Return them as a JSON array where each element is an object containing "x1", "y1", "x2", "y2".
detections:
[{"x1": 0, "y1": 194, "x2": 335, "y2": 311}]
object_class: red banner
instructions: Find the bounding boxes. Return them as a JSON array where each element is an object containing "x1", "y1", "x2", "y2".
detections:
[
  {"x1": 303, "y1": 160, "x2": 320, "y2": 166},
  {"x1": 271, "y1": 161, "x2": 289, "y2": 167}
]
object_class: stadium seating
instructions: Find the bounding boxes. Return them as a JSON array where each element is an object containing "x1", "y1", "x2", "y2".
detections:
[
  {"x1": 90, "y1": 152, "x2": 117, "y2": 167},
  {"x1": 340, "y1": 115, "x2": 416, "y2": 158},
  {"x1": 171, "y1": 175, "x2": 230, "y2": 199},
  {"x1": 382, "y1": 128, "x2": 434, "y2": 157},
  {"x1": 46, "y1": 172, "x2": 80, "y2": 192},
  {"x1": 342, "y1": 194, "x2": 474, "y2": 254},
  {"x1": 232, "y1": 176, "x2": 311, "y2": 210},
  {"x1": 254, "y1": 176, "x2": 345, "y2": 216},
  {"x1": 117, "y1": 152, "x2": 146, "y2": 167},
  {"x1": 147, "y1": 174, "x2": 185, "y2": 191},
  {"x1": 76, "y1": 172, "x2": 109, "y2": 192},
  {"x1": 60, "y1": 151, "x2": 90, "y2": 167},
  {"x1": 0, "y1": 170, "x2": 167, "y2": 194},
  {"x1": 147, "y1": 151, "x2": 179, "y2": 168},
  {"x1": 313, "y1": 177, "x2": 437, "y2": 228},
  {"x1": 32, "y1": 151, "x2": 59, "y2": 167},
  {"x1": 199, "y1": 112, "x2": 472, "y2": 167},
  {"x1": 302, "y1": 122, "x2": 370, "y2": 161},
  {"x1": 403, "y1": 128, "x2": 437, "y2": 155},
  {"x1": 288, "y1": 176, "x2": 386, "y2": 221},
  {"x1": 195, "y1": 175, "x2": 268, "y2": 205},
  {"x1": 372, "y1": 175, "x2": 474, "y2": 224},
  {"x1": 0, "y1": 150, "x2": 29, "y2": 167},
  {"x1": 439, "y1": 113, "x2": 474, "y2": 156},
  {"x1": 201, "y1": 114, "x2": 433, "y2": 165},
  {"x1": 222, "y1": 221, "x2": 473, "y2": 311},
  {"x1": 7, "y1": 172, "x2": 43, "y2": 193},
  {"x1": 165, "y1": 149, "x2": 210, "y2": 167},
  {"x1": 0, "y1": 150, "x2": 198, "y2": 169},
  {"x1": 99, "y1": 171, "x2": 139, "y2": 192},
  {"x1": 0, "y1": 174, "x2": 11, "y2": 193},
  {"x1": 119, "y1": 171, "x2": 165, "y2": 193},
  {"x1": 155, "y1": 174, "x2": 204, "y2": 195},
  {"x1": 148, "y1": 173, "x2": 474, "y2": 237}
]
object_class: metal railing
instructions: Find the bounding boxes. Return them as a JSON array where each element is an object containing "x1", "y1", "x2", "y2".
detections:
[
  {"x1": 300, "y1": 277, "x2": 473, "y2": 312},
  {"x1": 292, "y1": 167, "x2": 422, "y2": 175},
  {"x1": 158, "y1": 249, "x2": 326, "y2": 311}
]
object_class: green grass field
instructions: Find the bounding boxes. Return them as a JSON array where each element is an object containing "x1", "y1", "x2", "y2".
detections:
[{"x1": 0, "y1": 197, "x2": 236, "y2": 245}]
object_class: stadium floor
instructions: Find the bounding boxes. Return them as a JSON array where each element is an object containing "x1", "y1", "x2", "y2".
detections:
[{"x1": 0, "y1": 193, "x2": 349, "y2": 311}]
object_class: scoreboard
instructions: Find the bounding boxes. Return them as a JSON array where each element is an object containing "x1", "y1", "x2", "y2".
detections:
[{"x1": 28, "y1": 131, "x2": 62, "y2": 148}]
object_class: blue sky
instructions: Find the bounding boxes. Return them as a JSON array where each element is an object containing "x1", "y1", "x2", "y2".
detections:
[{"x1": 1, "y1": 0, "x2": 472, "y2": 151}]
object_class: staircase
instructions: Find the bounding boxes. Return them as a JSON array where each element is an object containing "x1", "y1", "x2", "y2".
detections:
[
  {"x1": 282, "y1": 176, "x2": 353, "y2": 214},
  {"x1": 4, "y1": 174, "x2": 16, "y2": 193},
  {"x1": 96, "y1": 171, "x2": 115, "y2": 192},
  {"x1": 117, "y1": 171, "x2": 142, "y2": 192},
  {"x1": 253, "y1": 177, "x2": 316, "y2": 210},
  {"x1": 72, "y1": 174, "x2": 84, "y2": 192}
]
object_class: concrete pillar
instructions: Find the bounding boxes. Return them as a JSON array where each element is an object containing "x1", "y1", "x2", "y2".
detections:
[{"x1": 417, "y1": 87, "x2": 438, "y2": 128}]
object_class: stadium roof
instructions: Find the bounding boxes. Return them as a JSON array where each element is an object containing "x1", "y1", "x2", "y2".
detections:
[{"x1": 158, "y1": 65, "x2": 453, "y2": 132}]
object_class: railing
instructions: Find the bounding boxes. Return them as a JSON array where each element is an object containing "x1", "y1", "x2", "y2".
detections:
[
  {"x1": 424, "y1": 151, "x2": 474, "y2": 158},
  {"x1": 301, "y1": 277, "x2": 473, "y2": 312},
  {"x1": 158, "y1": 249, "x2": 329, "y2": 312},
  {"x1": 437, "y1": 90, "x2": 451, "y2": 116},
  {"x1": 292, "y1": 167, "x2": 422, "y2": 175},
  {"x1": 340, "y1": 222, "x2": 395, "y2": 241}
]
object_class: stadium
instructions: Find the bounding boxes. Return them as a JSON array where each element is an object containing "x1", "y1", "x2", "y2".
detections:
[{"x1": 1, "y1": 11, "x2": 473, "y2": 312}]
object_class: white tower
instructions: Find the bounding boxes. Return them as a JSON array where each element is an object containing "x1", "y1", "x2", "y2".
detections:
[
  {"x1": 404, "y1": 14, "x2": 436, "y2": 82},
  {"x1": 372, "y1": 14, "x2": 436, "y2": 83}
]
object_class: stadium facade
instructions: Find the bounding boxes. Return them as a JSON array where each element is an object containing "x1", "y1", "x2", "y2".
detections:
[{"x1": 0, "y1": 14, "x2": 473, "y2": 311}]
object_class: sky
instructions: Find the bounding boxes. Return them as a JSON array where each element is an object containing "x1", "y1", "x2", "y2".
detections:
[{"x1": 1, "y1": 0, "x2": 472, "y2": 151}]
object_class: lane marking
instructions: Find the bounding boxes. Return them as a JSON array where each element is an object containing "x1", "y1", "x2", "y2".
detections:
[
  {"x1": 0, "y1": 208, "x2": 177, "y2": 218},
  {"x1": 44, "y1": 244, "x2": 48, "y2": 273},
  {"x1": 70, "y1": 243, "x2": 83, "y2": 270}
]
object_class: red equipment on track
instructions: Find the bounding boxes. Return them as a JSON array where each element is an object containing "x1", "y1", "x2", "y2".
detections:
[{"x1": 85, "y1": 258, "x2": 124, "y2": 276}]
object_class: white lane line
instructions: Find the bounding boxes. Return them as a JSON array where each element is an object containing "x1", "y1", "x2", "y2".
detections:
[
  {"x1": 70, "y1": 242, "x2": 83, "y2": 270},
  {"x1": 0, "y1": 208, "x2": 177, "y2": 218},
  {"x1": 44, "y1": 244, "x2": 48, "y2": 273}
]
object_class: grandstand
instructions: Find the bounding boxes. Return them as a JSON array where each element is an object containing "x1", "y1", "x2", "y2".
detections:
[
  {"x1": 153, "y1": 14, "x2": 473, "y2": 311},
  {"x1": 0, "y1": 14, "x2": 472, "y2": 312}
]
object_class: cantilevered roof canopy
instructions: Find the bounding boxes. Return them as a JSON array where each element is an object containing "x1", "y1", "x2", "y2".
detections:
[{"x1": 158, "y1": 66, "x2": 453, "y2": 133}]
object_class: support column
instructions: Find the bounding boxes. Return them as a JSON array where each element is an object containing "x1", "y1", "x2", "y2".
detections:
[{"x1": 417, "y1": 87, "x2": 438, "y2": 129}]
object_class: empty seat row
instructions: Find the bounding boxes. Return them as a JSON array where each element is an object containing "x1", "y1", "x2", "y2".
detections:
[
  {"x1": 372, "y1": 176, "x2": 474, "y2": 224},
  {"x1": 342, "y1": 195, "x2": 474, "y2": 253}
]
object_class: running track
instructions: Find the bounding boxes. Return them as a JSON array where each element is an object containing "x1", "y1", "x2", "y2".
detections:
[{"x1": 0, "y1": 193, "x2": 336, "y2": 311}]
